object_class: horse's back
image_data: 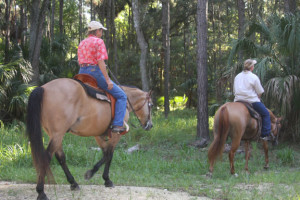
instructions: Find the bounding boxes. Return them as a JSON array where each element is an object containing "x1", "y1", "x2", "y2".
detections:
[{"x1": 41, "y1": 78, "x2": 111, "y2": 137}]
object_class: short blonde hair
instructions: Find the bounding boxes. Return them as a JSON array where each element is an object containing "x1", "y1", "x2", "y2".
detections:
[{"x1": 244, "y1": 59, "x2": 257, "y2": 71}]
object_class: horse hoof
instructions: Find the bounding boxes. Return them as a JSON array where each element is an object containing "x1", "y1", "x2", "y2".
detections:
[
  {"x1": 264, "y1": 165, "x2": 269, "y2": 170},
  {"x1": 234, "y1": 173, "x2": 239, "y2": 177},
  {"x1": 105, "y1": 180, "x2": 114, "y2": 188},
  {"x1": 71, "y1": 183, "x2": 80, "y2": 191},
  {"x1": 37, "y1": 193, "x2": 49, "y2": 200},
  {"x1": 206, "y1": 172, "x2": 212, "y2": 178},
  {"x1": 84, "y1": 170, "x2": 93, "y2": 180}
]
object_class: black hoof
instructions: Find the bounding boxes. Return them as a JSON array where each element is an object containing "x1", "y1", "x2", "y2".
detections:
[
  {"x1": 71, "y1": 183, "x2": 80, "y2": 191},
  {"x1": 206, "y1": 172, "x2": 212, "y2": 178},
  {"x1": 84, "y1": 170, "x2": 94, "y2": 180},
  {"x1": 105, "y1": 180, "x2": 114, "y2": 188},
  {"x1": 264, "y1": 165, "x2": 269, "y2": 170},
  {"x1": 37, "y1": 193, "x2": 49, "y2": 200}
]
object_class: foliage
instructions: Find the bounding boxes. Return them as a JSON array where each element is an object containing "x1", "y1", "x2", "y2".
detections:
[
  {"x1": 276, "y1": 147, "x2": 295, "y2": 166},
  {"x1": 39, "y1": 34, "x2": 79, "y2": 84},
  {"x1": 156, "y1": 95, "x2": 188, "y2": 110},
  {"x1": 0, "y1": 47, "x2": 33, "y2": 122}
]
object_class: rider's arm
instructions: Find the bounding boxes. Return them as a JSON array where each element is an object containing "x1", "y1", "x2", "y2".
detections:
[{"x1": 98, "y1": 60, "x2": 113, "y2": 90}]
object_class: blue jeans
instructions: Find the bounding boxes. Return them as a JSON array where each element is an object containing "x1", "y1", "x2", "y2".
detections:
[
  {"x1": 79, "y1": 65, "x2": 127, "y2": 127},
  {"x1": 252, "y1": 102, "x2": 271, "y2": 137}
]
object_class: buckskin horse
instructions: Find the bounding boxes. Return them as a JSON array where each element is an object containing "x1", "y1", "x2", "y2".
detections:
[
  {"x1": 26, "y1": 77, "x2": 153, "y2": 200},
  {"x1": 207, "y1": 102, "x2": 281, "y2": 177}
]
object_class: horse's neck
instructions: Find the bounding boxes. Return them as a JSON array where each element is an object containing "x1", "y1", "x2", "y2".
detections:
[{"x1": 123, "y1": 87, "x2": 144, "y2": 105}]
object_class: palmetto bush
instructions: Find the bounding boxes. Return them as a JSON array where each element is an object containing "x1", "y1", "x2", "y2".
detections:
[
  {"x1": 228, "y1": 13, "x2": 300, "y2": 141},
  {"x1": 0, "y1": 55, "x2": 33, "y2": 122}
]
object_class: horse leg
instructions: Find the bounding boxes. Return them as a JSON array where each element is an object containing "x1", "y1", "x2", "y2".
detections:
[
  {"x1": 229, "y1": 139, "x2": 241, "y2": 176},
  {"x1": 36, "y1": 152, "x2": 51, "y2": 200},
  {"x1": 84, "y1": 157, "x2": 106, "y2": 180},
  {"x1": 36, "y1": 139, "x2": 58, "y2": 200},
  {"x1": 207, "y1": 162, "x2": 214, "y2": 178},
  {"x1": 262, "y1": 140, "x2": 269, "y2": 169},
  {"x1": 244, "y1": 141, "x2": 251, "y2": 173},
  {"x1": 55, "y1": 148, "x2": 80, "y2": 190},
  {"x1": 102, "y1": 147, "x2": 115, "y2": 187},
  {"x1": 92, "y1": 135, "x2": 120, "y2": 187}
]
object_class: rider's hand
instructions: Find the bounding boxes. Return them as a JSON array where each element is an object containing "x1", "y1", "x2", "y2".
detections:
[{"x1": 107, "y1": 79, "x2": 113, "y2": 90}]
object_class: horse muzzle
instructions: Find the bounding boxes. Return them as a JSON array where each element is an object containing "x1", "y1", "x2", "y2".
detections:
[{"x1": 143, "y1": 120, "x2": 153, "y2": 131}]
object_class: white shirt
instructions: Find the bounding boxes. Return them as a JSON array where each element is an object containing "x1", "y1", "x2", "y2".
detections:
[{"x1": 233, "y1": 71, "x2": 264, "y2": 103}]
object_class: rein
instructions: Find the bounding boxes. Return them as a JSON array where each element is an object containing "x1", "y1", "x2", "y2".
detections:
[{"x1": 106, "y1": 65, "x2": 151, "y2": 129}]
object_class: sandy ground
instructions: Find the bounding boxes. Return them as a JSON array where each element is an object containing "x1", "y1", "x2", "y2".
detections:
[{"x1": 0, "y1": 181, "x2": 210, "y2": 200}]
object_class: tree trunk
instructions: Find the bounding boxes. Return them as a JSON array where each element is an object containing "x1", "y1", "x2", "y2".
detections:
[
  {"x1": 132, "y1": 0, "x2": 149, "y2": 91},
  {"x1": 196, "y1": 0, "x2": 209, "y2": 146},
  {"x1": 284, "y1": 0, "x2": 296, "y2": 14},
  {"x1": 90, "y1": 0, "x2": 93, "y2": 21},
  {"x1": 162, "y1": 0, "x2": 170, "y2": 118},
  {"x1": 79, "y1": 0, "x2": 83, "y2": 42},
  {"x1": 59, "y1": 0, "x2": 63, "y2": 34},
  {"x1": 112, "y1": 0, "x2": 118, "y2": 75},
  {"x1": 29, "y1": 0, "x2": 50, "y2": 85},
  {"x1": 20, "y1": 3, "x2": 26, "y2": 48},
  {"x1": 106, "y1": 0, "x2": 111, "y2": 58},
  {"x1": 4, "y1": 0, "x2": 12, "y2": 63},
  {"x1": 237, "y1": 0, "x2": 245, "y2": 62},
  {"x1": 50, "y1": 0, "x2": 55, "y2": 43}
]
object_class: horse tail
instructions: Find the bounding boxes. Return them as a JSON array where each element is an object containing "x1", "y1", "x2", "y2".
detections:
[
  {"x1": 208, "y1": 106, "x2": 230, "y2": 166},
  {"x1": 26, "y1": 87, "x2": 52, "y2": 178}
]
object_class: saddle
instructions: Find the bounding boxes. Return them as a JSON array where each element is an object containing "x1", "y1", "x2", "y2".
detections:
[
  {"x1": 73, "y1": 74, "x2": 116, "y2": 120},
  {"x1": 73, "y1": 74, "x2": 129, "y2": 137},
  {"x1": 236, "y1": 101, "x2": 262, "y2": 140}
]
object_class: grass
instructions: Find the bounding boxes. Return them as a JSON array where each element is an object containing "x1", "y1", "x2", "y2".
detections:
[{"x1": 1, "y1": 109, "x2": 300, "y2": 199}]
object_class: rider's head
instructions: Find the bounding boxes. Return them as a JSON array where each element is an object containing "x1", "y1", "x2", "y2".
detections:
[
  {"x1": 87, "y1": 21, "x2": 107, "y2": 37},
  {"x1": 243, "y1": 59, "x2": 257, "y2": 72}
]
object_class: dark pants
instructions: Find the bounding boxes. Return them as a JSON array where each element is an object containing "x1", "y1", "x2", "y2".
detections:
[{"x1": 252, "y1": 102, "x2": 271, "y2": 137}]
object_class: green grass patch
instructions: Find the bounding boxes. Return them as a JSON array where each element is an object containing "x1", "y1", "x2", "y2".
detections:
[{"x1": 0, "y1": 109, "x2": 300, "y2": 199}]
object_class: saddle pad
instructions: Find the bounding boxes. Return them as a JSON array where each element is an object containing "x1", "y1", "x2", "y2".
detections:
[
  {"x1": 236, "y1": 101, "x2": 262, "y2": 140},
  {"x1": 74, "y1": 79, "x2": 111, "y2": 103}
]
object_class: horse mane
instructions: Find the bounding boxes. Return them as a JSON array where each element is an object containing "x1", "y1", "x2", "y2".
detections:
[{"x1": 121, "y1": 85, "x2": 140, "y2": 89}]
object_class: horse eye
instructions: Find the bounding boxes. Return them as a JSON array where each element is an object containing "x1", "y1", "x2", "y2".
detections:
[{"x1": 149, "y1": 103, "x2": 153, "y2": 108}]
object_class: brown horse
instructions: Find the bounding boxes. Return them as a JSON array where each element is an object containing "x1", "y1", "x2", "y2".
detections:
[
  {"x1": 26, "y1": 78, "x2": 153, "y2": 200},
  {"x1": 207, "y1": 102, "x2": 281, "y2": 177}
]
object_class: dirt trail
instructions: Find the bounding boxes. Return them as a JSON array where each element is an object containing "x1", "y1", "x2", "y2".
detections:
[{"x1": 0, "y1": 181, "x2": 210, "y2": 200}]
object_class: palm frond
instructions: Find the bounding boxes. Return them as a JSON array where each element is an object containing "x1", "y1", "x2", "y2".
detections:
[
  {"x1": 265, "y1": 75, "x2": 300, "y2": 117},
  {"x1": 253, "y1": 57, "x2": 277, "y2": 83}
]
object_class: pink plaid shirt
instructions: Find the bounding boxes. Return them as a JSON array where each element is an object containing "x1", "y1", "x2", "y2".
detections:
[{"x1": 78, "y1": 35, "x2": 108, "y2": 65}]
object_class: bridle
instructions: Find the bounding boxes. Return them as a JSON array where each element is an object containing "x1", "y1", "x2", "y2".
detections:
[
  {"x1": 272, "y1": 118, "x2": 281, "y2": 145},
  {"x1": 127, "y1": 91, "x2": 153, "y2": 129},
  {"x1": 106, "y1": 65, "x2": 152, "y2": 129}
]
